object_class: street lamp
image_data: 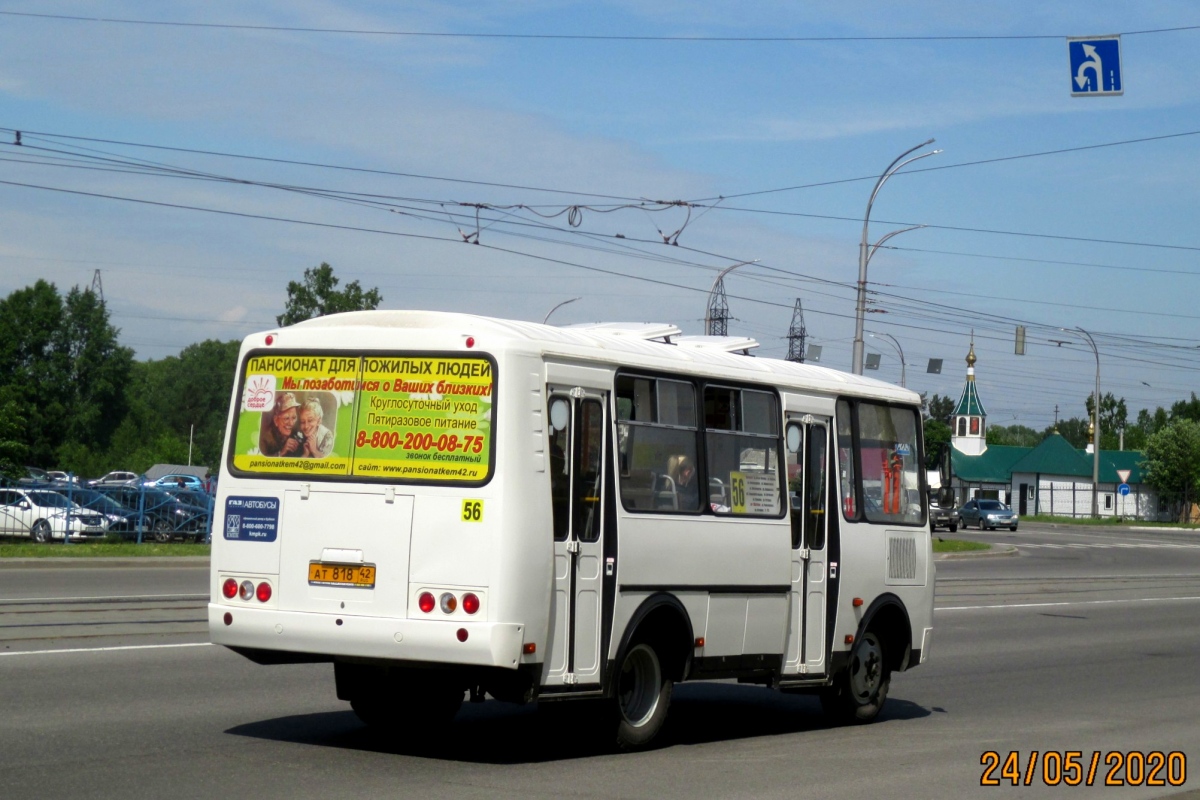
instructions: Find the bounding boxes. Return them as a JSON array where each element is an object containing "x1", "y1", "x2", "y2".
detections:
[
  {"x1": 704, "y1": 259, "x2": 758, "y2": 335},
  {"x1": 852, "y1": 140, "x2": 942, "y2": 375},
  {"x1": 1062, "y1": 326, "x2": 1101, "y2": 519},
  {"x1": 542, "y1": 297, "x2": 581, "y2": 324},
  {"x1": 868, "y1": 332, "x2": 906, "y2": 387}
]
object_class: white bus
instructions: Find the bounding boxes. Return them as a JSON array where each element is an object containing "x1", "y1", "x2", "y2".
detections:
[{"x1": 210, "y1": 311, "x2": 934, "y2": 749}]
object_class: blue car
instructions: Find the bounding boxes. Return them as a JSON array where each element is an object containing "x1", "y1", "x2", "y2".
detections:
[{"x1": 959, "y1": 498, "x2": 1018, "y2": 531}]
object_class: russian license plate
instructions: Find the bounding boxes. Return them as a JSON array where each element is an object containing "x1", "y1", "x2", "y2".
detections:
[{"x1": 308, "y1": 562, "x2": 376, "y2": 588}]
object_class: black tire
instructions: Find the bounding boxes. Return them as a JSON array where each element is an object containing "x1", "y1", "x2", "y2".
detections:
[
  {"x1": 614, "y1": 641, "x2": 673, "y2": 750},
  {"x1": 152, "y1": 518, "x2": 173, "y2": 543},
  {"x1": 30, "y1": 520, "x2": 52, "y2": 544},
  {"x1": 1010, "y1": 526, "x2": 1018, "y2": 531},
  {"x1": 948, "y1": 524, "x2": 958, "y2": 532},
  {"x1": 821, "y1": 631, "x2": 890, "y2": 724}
]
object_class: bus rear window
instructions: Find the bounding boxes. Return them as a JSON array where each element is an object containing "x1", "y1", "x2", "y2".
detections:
[{"x1": 228, "y1": 352, "x2": 494, "y2": 484}]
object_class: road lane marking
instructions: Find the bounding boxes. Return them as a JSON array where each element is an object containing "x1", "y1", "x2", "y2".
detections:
[
  {"x1": 0, "y1": 594, "x2": 206, "y2": 605},
  {"x1": 0, "y1": 642, "x2": 213, "y2": 657},
  {"x1": 938, "y1": 595, "x2": 1200, "y2": 611}
]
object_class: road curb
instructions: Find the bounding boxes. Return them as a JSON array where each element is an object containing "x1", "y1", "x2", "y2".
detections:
[
  {"x1": 936, "y1": 543, "x2": 1018, "y2": 560},
  {"x1": 0, "y1": 557, "x2": 210, "y2": 569}
]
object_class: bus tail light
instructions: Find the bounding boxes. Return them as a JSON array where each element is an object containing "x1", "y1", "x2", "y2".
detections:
[
  {"x1": 222, "y1": 578, "x2": 238, "y2": 599},
  {"x1": 256, "y1": 582, "x2": 272, "y2": 602},
  {"x1": 418, "y1": 592, "x2": 435, "y2": 613},
  {"x1": 440, "y1": 593, "x2": 458, "y2": 614},
  {"x1": 239, "y1": 580, "x2": 255, "y2": 601},
  {"x1": 523, "y1": 643, "x2": 536, "y2": 655},
  {"x1": 456, "y1": 628, "x2": 468, "y2": 642},
  {"x1": 462, "y1": 593, "x2": 480, "y2": 615}
]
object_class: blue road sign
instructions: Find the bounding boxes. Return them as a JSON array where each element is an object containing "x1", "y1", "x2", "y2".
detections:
[
  {"x1": 1118, "y1": 483, "x2": 1131, "y2": 496},
  {"x1": 1068, "y1": 36, "x2": 1123, "y2": 96}
]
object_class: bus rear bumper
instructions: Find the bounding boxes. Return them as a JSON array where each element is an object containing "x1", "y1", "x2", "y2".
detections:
[{"x1": 208, "y1": 604, "x2": 527, "y2": 669}]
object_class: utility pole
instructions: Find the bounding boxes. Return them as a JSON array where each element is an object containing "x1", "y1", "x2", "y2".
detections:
[
  {"x1": 704, "y1": 260, "x2": 757, "y2": 336},
  {"x1": 90, "y1": 269, "x2": 104, "y2": 303},
  {"x1": 785, "y1": 298, "x2": 808, "y2": 363}
]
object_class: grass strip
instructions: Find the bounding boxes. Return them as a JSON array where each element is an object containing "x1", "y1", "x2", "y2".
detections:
[
  {"x1": 932, "y1": 538, "x2": 991, "y2": 553},
  {"x1": 0, "y1": 542, "x2": 210, "y2": 558}
]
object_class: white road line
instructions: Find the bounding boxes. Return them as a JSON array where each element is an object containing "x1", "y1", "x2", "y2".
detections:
[
  {"x1": 0, "y1": 594, "x2": 205, "y2": 604},
  {"x1": 938, "y1": 595, "x2": 1200, "y2": 611},
  {"x1": 0, "y1": 642, "x2": 213, "y2": 657}
]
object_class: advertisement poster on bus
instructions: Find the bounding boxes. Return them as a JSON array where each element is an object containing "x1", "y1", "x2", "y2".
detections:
[{"x1": 230, "y1": 353, "x2": 493, "y2": 482}]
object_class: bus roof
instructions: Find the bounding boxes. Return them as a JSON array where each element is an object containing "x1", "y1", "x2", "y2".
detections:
[{"x1": 279, "y1": 310, "x2": 918, "y2": 404}]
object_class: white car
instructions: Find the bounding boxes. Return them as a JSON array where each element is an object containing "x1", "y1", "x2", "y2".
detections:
[{"x1": 0, "y1": 488, "x2": 110, "y2": 542}]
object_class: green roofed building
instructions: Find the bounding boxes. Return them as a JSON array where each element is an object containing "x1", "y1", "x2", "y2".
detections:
[{"x1": 945, "y1": 342, "x2": 1163, "y2": 520}]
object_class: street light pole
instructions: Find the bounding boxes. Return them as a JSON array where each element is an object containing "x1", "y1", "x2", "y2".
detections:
[
  {"x1": 853, "y1": 140, "x2": 941, "y2": 375},
  {"x1": 542, "y1": 297, "x2": 581, "y2": 325},
  {"x1": 704, "y1": 260, "x2": 758, "y2": 335},
  {"x1": 869, "y1": 332, "x2": 906, "y2": 387},
  {"x1": 1065, "y1": 326, "x2": 1101, "y2": 519},
  {"x1": 1082, "y1": 328, "x2": 1101, "y2": 519}
]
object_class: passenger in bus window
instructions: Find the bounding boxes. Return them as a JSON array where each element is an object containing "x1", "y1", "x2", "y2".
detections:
[
  {"x1": 260, "y1": 393, "x2": 302, "y2": 457},
  {"x1": 299, "y1": 397, "x2": 335, "y2": 458},
  {"x1": 668, "y1": 454, "x2": 700, "y2": 511}
]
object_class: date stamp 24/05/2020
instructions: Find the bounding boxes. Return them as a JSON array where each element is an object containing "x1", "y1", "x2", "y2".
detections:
[{"x1": 980, "y1": 751, "x2": 1186, "y2": 788}]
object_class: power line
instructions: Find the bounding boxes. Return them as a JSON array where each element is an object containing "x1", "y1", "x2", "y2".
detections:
[{"x1": 1, "y1": 10, "x2": 1196, "y2": 41}]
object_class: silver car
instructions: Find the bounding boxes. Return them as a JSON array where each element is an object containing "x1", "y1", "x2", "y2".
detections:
[{"x1": 959, "y1": 498, "x2": 1018, "y2": 531}]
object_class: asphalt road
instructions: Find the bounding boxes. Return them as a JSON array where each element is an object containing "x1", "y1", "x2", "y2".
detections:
[{"x1": 2, "y1": 524, "x2": 1199, "y2": 799}]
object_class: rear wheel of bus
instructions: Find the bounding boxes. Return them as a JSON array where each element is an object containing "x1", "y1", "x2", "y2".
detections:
[
  {"x1": 613, "y1": 641, "x2": 673, "y2": 750},
  {"x1": 338, "y1": 664, "x2": 463, "y2": 735},
  {"x1": 820, "y1": 630, "x2": 890, "y2": 724}
]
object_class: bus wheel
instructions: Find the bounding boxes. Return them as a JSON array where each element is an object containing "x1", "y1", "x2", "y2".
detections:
[
  {"x1": 614, "y1": 642, "x2": 672, "y2": 750},
  {"x1": 820, "y1": 631, "x2": 890, "y2": 724}
]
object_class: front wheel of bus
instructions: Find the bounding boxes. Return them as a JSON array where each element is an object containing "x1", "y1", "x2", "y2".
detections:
[
  {"x1": 820, "y1": 631, "x2": 889, "y2": 724},
  {"x1": 614, "y1": 642, "x2": 672, "y2": 750}
]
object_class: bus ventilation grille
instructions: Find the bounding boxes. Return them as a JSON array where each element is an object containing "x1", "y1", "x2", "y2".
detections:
[{"x1": 887, "y1": 536, "x2": 918, "y2": 581}]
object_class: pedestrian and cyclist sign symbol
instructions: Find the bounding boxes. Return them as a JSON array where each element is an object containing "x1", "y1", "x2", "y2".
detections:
[{"x1": 1068, "y1": 35, "x2": 1123, "y2": 96}]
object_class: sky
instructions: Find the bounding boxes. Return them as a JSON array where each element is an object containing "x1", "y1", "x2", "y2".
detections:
[{"x1": 1, "y1": 1, "x2": 1198, "y2": 434}]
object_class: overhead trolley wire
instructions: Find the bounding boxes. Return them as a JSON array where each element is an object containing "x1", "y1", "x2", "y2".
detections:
[{"x1": 1, "y1": 10, "x2": 1197, "y2": 41}]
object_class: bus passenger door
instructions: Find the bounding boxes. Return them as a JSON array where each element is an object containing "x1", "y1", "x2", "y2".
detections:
[
  {"x1": 784, "y1": 416, "x2": 830, "y2": 675},
  {"x1": 546, "y1": 390, "x2": 607, "y2": 688}
]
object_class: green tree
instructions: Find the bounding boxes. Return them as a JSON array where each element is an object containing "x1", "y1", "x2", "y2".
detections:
[
  {"x1": 923, "y1": 419, "x2": 950, "y2": 470},
  {"x1": 56, "y1": 286, "x2": 133, "y2": 454},
  {"x1": 986, "y1": 424, "x2": 1040, "y2": 447},
  {"x1": 0, "y1": 385, "x2": 28, "y2": 478},
  {"x1": 1084, "y1": 392, "x2": 1128, "y2": 450},
  {"x1": 1042, "y1": 417, "x2": 1091, "y2": 449},
  {"x1": 0, "y1": 280, "x2": 66, "y2": 466},
  {"x1": 1170, "y1": 392, "x2": 1200, "y2": 423},
  {"x1": 1142, "y1": 419, "x2": 1200, "y2": 520},
  {"x1": 277, "y1": 263, "x2": 382, "y2": 327},
  {"x1": 924, "y1": 393, "x2": 955, "y2": 423}
]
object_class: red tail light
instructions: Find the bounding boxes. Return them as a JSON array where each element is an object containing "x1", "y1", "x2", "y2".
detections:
[
  {"x1": 256, "y1": 582, "x2": 272, "y2": 602},
  {"x1": 222, "y1": 578, "x2": 237, "y2": 598},
  {"x1": 462, "y1": 593, "x2": 480, "y2": 615},
  {"x1": 418, "y1": 592, "x2": 435, "y2": 613},
  {"x1": 456, "y1": 628, "x2": 469, "y2": 642}
]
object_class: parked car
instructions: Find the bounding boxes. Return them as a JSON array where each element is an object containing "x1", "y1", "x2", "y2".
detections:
[
  {"x1": 48, "y1": 486, "x2": 140, "y2": 537},
  {"x1": 46, "y1": 470, "x2": 82, "y2": 485},
  {"x1": 87, "y1": 471, "x2": 139, "y2": 487},
  {"x1": 149, "y1": 474, "x2": 206, "y2": 491},
  {"x1": 929, "y1": 504, "x2": 960, "y2": 532},
  {"x1": 959, "y1": 498, "x2": 1019, "y2": 531},
  {"x1": 18, "y1": 466, "x2": 50, "y2": 485},
  {"x1": 0, "y1": 487, "x2": 109, "y2": 542},
  {"x1": 93, "y1": 485, "x2": 209, "y2": 542}
]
